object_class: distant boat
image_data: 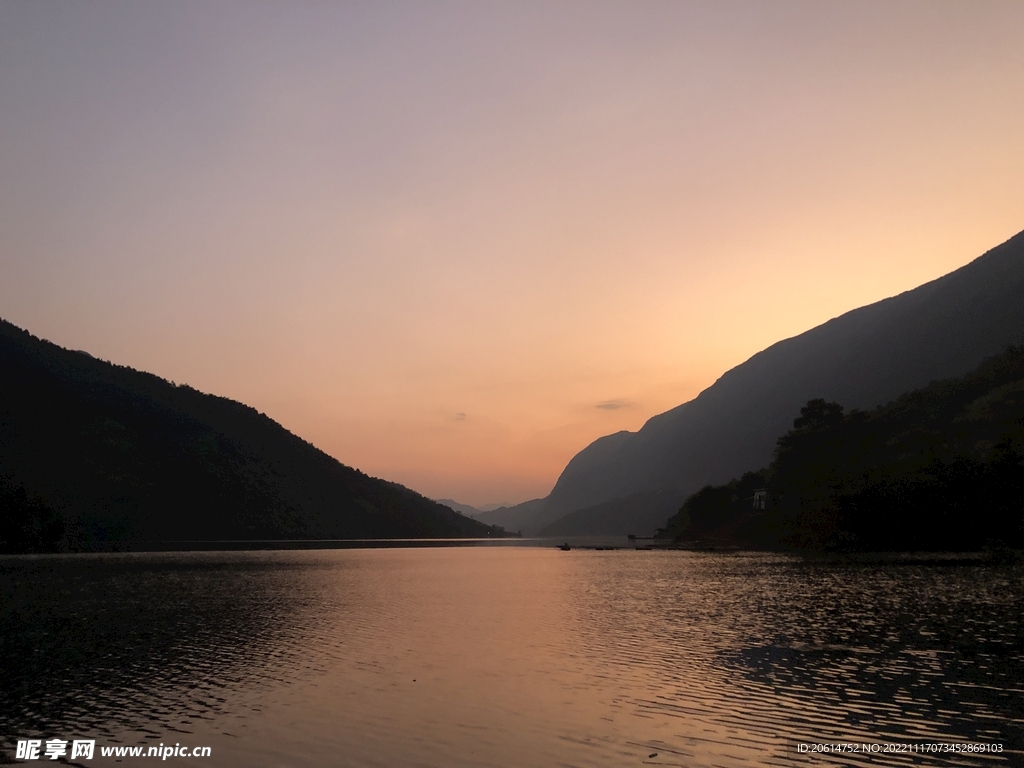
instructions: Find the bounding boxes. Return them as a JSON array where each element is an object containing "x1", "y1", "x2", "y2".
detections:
[{"x1": 558, "y1": 542, "x2": 571, "y2": 551}]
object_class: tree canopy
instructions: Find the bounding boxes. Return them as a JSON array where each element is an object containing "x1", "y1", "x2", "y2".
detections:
[{"x1": 662, "y1": 347, "x2": 1024, "y2": 551}]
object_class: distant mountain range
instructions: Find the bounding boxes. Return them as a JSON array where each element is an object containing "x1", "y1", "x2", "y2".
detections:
[
  {"x1": 434, "y1": 499, "x2": 484, "y2": 517},
  {"x1": 479, "y1": 228, "x2": 1024, "y2": 536},
  {"x1": 0, "y1": 320, "x2": 506, "y2": 552},
  {"x1": 432, "y1": 499, "x2": 511, "y2": 518}
]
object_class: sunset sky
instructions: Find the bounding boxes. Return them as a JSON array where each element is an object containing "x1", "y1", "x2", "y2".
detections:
[{"x1": 2, "y1": 1, "x2": 1023, "y2": 506}]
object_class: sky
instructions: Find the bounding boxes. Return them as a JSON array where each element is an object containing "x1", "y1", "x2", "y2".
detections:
[{"x1": 2, "y1": 1, "x2": 1023, "y2": 507}]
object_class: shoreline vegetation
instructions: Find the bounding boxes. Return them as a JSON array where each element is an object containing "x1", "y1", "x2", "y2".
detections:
[
  {"x1": 0, "y1": 536, "x2": 520, "y2": 555},
  {"x1": 657, "y1": 347, "x2": 1024, "y2": 556}
]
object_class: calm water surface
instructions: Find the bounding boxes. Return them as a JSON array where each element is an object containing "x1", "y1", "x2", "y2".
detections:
[{"x1": 1, "y1": 548, "x2": 1021, "y2": 767}]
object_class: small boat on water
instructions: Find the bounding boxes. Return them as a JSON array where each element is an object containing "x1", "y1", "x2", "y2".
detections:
[{"x1": 558, "y1": 542, "x2": 571, "y2": 551}]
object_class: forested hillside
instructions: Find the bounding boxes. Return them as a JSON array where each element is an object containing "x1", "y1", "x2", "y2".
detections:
[
  {"x1": 492, "y1": 229, "x2": 1024, "y2": 536},
  {"x1": 0, "y1": 320, "x2": 505, "y2": 552}
]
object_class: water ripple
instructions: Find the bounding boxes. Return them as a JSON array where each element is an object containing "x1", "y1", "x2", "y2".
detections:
[{"x1": 1, "y1": 549, "x2": 1020, "y2": 766}]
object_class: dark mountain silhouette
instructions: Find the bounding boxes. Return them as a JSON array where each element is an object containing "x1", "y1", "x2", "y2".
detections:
[
  {"x1": 661, "y1": 347, "x2": 1024, "y2": 551},
  {"x1": 0, "y1": 319, "x2": 505, "y2": 552},
  {"x1": 433, "y1": 499, "x2": 485, "y2": 517},
  {"x1": 487, "y1": 228, "x2": 1024, "y2": 535},
  {"x1": 475, "y1": 498, "x2": 546, "y2": 535},
  {"x1": 535, "y1": 490, "x2": 682, "y2": 538}
]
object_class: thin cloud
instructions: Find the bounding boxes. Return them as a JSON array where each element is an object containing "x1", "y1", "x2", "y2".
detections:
[
  {"x1": 453, "y1": 412, "x2": 468, "y2": 421},
  {"x1": 595, "y1": 399, "x2": 633, "y2": 411}
]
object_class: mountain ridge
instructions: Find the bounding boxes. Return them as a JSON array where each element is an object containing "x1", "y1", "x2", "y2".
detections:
[
  {"x1": 487, "y1": 228, "x2": 1024, "y2": 535},
  {"x1": 0, "y1": 319, "x2": 506, "y2": 551},
  {"x1": 660, "y1": 346, "x2": 1024, "y2": 551}
]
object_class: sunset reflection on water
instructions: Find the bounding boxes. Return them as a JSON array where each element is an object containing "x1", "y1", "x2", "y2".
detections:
[{"x1": 1, "y1": 548, "x2": 1020, "y2": 766}]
